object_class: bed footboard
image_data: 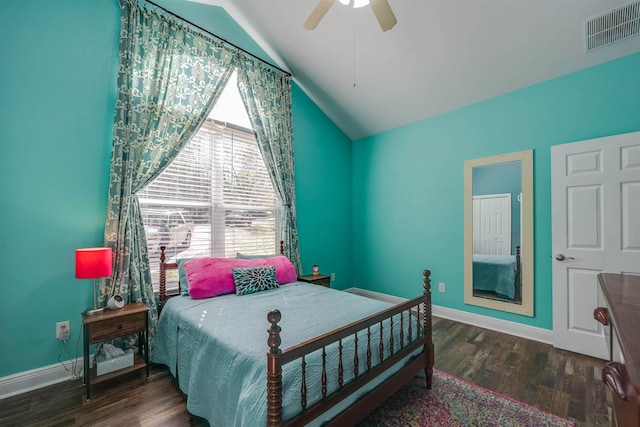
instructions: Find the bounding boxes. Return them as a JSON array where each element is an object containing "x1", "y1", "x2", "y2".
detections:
[{"x1": 266, "y1": 270, "x2": 433, "y2": 427}]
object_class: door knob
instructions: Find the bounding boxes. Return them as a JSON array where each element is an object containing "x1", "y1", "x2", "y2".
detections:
[{"x1": 555, "y1": 254, "x2": 575, "y2": 261}]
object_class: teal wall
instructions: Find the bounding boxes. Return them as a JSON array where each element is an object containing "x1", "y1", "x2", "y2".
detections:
[
  {"x1": 352, "y1": 52, "x2": 640, "y2": 329},
  {"x1": 0, "y1": 0, "x2": 120, "y2": 379},
  {"x1": 0, "y1": 0, "x2": 352, "y2": 378},
  {"x1": 292, "y1": 83, "x2": 353, "y2": 283}
]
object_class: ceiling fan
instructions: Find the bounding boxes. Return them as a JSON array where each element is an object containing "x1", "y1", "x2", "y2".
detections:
[{"x1": 304, "y1": 0, "x2": 397, "y2": 32}]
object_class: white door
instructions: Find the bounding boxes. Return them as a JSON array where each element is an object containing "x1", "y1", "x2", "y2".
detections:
[
  {"x1": 473, "y1": 194, "x2": 511, "y2": 255},
  {"x1": 552, "y1": 131, "x2": 640, "y2": 359}
]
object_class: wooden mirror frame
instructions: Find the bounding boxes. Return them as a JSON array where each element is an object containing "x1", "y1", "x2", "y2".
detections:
[{"x1": 464, "y1": 149, "x2": 534, "y2": 316}]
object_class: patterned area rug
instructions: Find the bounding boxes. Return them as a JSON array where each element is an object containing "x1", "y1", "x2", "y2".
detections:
[{"x1": 359, "y1": 369, "x2": 575, "y2": 427}]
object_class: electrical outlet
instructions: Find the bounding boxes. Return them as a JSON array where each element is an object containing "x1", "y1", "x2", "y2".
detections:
[
  {"x1": 56, "y1": 321, "x2": 70, "y2": 341},
  {"x1": 331, "y1": 273, "x2": 336, "y2": 281},
  {"x1": 438, "y1": 282, "x2": 446, "y2": 293}
]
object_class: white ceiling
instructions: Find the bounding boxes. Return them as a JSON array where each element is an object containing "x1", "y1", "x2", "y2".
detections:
[{"x1": 191, "y1": 0, "x2": 640, "y2": 140}]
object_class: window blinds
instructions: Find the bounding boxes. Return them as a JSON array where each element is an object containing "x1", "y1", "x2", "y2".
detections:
[{"x1": 138, "y1": 119, "x2": 278, "y2": 289}]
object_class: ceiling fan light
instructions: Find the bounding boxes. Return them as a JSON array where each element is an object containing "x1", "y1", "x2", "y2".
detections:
[
  {"x1": 353, "y1": 0, "x2": 369, "y2": 8},
  {"x1": 338, "y1": 0, "x2": 350, "y2": 5}
]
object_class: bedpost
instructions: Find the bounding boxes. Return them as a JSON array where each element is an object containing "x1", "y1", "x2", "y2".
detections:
[
  {"x1": 279, "y1": 240, "x2": 284, "y2": 255},
  {"x1": 423, "y1": 269, "x2": 433, "y2": 388},
  {"x1": 267, "y1": 309, "x2": 283, "y2": 427},
  {"x1": 515, "y1": 245, "x2": 522, "y2": 302},
  {"x1": 159, "y1": 246, "x2": 167, "y2": 311}
]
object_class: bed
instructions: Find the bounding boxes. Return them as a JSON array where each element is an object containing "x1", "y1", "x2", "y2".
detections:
[
  {"x1": 153, "y1": 244, "x2": 434, "y2": 426},
  {"x1": 472, "y1": 245, "x2": 521, "y2": 301}
]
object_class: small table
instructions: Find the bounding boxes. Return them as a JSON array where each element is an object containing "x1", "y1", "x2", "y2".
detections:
[
  {"x1": 298, "y1": 273, "x2": 331, "y2": 288},
  {"x1": 82, "y1": 302, "x2": 150, "y2": 400}
]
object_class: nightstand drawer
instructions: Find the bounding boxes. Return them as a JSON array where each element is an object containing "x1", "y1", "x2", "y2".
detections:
[{"x1": 88, "y1": 311, "x2": 147, "y2": 343}]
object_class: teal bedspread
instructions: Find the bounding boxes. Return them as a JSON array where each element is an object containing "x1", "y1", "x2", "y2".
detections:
[
  {"x1": 472, "y1": 254, "x2": 517, "y2": 299},
  {"x1": 152, "y1": 282, "x2": 422, "y2": 426}
]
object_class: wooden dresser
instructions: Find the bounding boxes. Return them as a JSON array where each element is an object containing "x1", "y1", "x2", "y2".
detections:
[{"x1": 595, "y1": 273, "x2": 640, "y2": 427}]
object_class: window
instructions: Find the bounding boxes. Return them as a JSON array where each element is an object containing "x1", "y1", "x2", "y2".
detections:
[{"x1": 138, "y1": 72, "x2": 279, "y2": 289}]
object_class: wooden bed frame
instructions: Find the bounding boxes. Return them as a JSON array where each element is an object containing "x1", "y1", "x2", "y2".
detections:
[
  {"x1": 514, "y1": 245, "x2": 522, "y2": 302},
  {"x1": 158, "y1": 243, "x2": 434, "y2": 426}
]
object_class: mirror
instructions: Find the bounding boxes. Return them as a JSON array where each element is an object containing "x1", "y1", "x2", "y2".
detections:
[{"x1": 464, "y1": 150, "x2": 534, "y2": 316}]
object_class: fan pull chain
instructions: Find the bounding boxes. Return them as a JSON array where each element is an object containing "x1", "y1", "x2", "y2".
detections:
[{"x1": 352, "y1": 5, "x2": 357, "y2": 88}]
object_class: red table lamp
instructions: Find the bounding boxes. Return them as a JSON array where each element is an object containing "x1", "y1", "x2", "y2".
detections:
[{"x1": 76, "y1": 247, "x2": 113, "y2": 316}]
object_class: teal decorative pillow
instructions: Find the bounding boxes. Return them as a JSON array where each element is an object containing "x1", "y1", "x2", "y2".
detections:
[
  {"x1": 177, "y1": 258, "x2": 196, "y2": 295},
  {"x1": 232, "y1": 266, "x2": 279, "y2": 296}
]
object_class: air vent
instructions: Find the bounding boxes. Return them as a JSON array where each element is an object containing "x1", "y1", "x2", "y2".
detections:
[{"x1": 585, "y1": 0, "x2": 640, "y2": 51}]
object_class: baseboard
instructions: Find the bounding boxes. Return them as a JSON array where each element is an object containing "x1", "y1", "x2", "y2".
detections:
[
  {"x1": 343, "y1": 287, "x2": 408, "y2": 305},
  {"x1": 343, "y1": 287, "x2": 553, "y2": 345},
  {"x1": 0, "y1": 358, "x2": 85, "y2": 400},
  {"x1": 432, "y1": 305, "x2": 554, "y2": 344}
]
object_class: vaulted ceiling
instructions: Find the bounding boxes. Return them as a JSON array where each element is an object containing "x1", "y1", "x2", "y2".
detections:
[{"x1": 192, "y1": 0, "x2": 640, "y2": 140}]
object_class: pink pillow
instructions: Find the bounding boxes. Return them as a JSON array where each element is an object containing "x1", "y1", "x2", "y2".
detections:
[{"x1": 184, "y1": 256, "x2": 298, "y2": 299}]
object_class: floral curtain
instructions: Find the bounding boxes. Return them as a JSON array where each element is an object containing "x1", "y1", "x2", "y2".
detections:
[
  {"x1": 236, "y1": 57, "x2": 301, "y2": 273},
  {"x1": 102, "y1": 0, "x2": 236, "y2": 348}
]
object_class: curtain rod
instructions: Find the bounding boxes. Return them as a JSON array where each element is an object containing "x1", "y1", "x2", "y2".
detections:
[{"x1": 145, "y1": 0, "x2": 291, "y2": 77}]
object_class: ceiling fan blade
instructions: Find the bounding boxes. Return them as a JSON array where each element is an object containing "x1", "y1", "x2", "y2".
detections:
[
  {"x1": 369, "y1": 0, "x2": 397, "y2": 31},
  {"x1": 304, "y1": 0, "x2": 336, "y2": 30}
]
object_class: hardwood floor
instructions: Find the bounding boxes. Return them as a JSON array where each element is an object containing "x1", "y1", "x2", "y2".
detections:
[
  {"x1": 432, "y1": 317, "x2": 611, "y2": 427},
  {"x1": 0, "y1": 317, "x2": 611, "y2": 426}
]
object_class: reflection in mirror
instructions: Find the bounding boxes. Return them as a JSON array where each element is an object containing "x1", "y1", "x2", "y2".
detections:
[
  {"x1": 472, "y1": 161, "x2": 522, "y2": 303},
  {"x1": 464, "y1": 150, "x2": 533, "y2": 316}
]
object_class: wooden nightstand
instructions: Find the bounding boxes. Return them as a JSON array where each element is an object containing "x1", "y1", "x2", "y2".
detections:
[
  {"x1": 82, "y1": 302, "x2": 149, "y2": 400},
  {"x1": 298, "y1": 273, "x2": 331, "y2": 288}
]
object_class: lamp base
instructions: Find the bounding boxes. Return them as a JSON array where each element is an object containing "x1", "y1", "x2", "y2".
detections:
[{"x1": 85, "y1": 307, "x2": 105, "y2": 316}]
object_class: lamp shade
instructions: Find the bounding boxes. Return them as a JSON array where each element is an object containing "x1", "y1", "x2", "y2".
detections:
[{"x1": 75, "y1": 247, "x2": 112, "y2": 279}]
